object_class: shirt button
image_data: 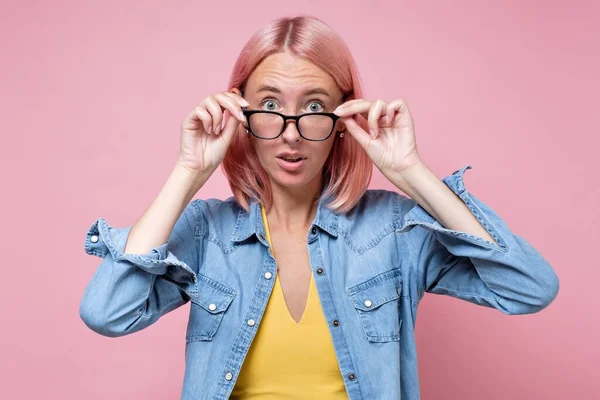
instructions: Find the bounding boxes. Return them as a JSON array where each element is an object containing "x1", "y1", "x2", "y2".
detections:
[
  {"x1": 332, "y1": 320, "x2": 340, "y2": 327},
  {"x1": 364, "y1": 299, "x2": 373, "y2": 307},
  {"x1": 316, "y1": 268, "x2": 324, "y2": 275},
  {"x1": 310, "y1": 226, "x2": 317, "y2": 235},
  {"x1": 264, "y1": 272, "x2": 273, "y2": 280},
  {"x1": 90, "y1": 235, "x2": 99, "y2": 243},
  {"x1": 225, "y1": 372, "x2": 233, "y2": 381},
  {"x1": 208, "y1": 303, "x2": 217, "y2": 311},
  {"x1": 348, "y1": 373, "x2": 356, "y2": 381},
  {"x1": 247, "y1": 319, "x2": 256, "y2": 327}
]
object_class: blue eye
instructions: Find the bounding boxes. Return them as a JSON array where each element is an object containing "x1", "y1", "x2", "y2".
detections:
[
  {"x1": 261, "y1": 100, "x2": 278, "y2": 111},
  {"x1": 307, "y1": 102, "x2": 324, "y2": 113}
]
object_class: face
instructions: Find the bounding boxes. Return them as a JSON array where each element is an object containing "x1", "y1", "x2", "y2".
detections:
[{"x1": 232, "y1": 52, "x2": 345, "y2": 191}]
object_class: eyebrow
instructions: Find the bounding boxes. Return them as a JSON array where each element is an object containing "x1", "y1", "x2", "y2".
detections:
[{"x1": 256, "y1": 85, "x2": 332, "y2": 98}]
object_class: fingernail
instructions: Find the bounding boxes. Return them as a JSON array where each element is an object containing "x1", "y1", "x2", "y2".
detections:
[
  {"x1": 238, "y1": 111, "x2": 245, "y2": 120},
  {"x1": 241, "y1": 99, "x2": 250, "y2": 106},
  {"x1": 215, "y1": 125, "x2": 221, "y2": 135},
  {"x1": 370, "y1": 129, "x2": 375, "y2": 137}
]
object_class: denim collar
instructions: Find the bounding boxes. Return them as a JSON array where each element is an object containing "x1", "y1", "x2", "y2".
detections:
[{"x1": 230, "y1": 186, "x2": 339, "y2": 243}]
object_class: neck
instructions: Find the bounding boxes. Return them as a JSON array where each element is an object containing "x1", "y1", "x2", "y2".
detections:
[{"x1": 265, "y1": 175, "x2": 323, "y2": 234}]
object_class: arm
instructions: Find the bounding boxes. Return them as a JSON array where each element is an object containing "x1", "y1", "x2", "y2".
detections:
[
  {"x1": 394, "y1": 164, "x2": 559, "y2": 315},
  {"x1": 79, "y1": 165, "x2": 211, "y2": 337},
  {"x1": 390, "y1": 161, "x2": 498, "y2": 245}
]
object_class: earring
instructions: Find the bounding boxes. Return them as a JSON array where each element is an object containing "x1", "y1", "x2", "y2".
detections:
[
  {"x1": 245, "y1": 129, "x2": 249, "y2": 134},
  {"x1": 339, "y1": 131, "x2": 344, "y2": 138}
]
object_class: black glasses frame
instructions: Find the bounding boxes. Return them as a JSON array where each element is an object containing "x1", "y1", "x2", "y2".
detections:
[{"x1": 241, "y1": 107, "x2": 341, "y2": 141}]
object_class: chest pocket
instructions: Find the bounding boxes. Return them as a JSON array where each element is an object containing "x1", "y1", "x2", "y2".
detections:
[
  {"x1": 186, "y1": 274, "x2": 236, "y2": 342},
  {"x1": 347, "y1": 269, "x2": 403, "y2": 343}
]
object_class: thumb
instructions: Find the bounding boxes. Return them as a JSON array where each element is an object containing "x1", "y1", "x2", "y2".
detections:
[
  {"x1": 219, "y1": 110, "x2": 242, "y2": 146},
  {"x1": 342, "y1": 117, "x2": 371, "y2": 150}
]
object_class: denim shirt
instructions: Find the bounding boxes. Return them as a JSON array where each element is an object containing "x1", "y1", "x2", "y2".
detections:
[{"x1": 79, "y1": 165, "x2": 559, "y2": 400}]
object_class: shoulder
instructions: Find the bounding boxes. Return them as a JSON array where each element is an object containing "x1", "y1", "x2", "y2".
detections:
[
  {"x1": 191, "y1": 196, "x2": 244, "y2": 229},
  {"x1": 335, "y1": 189, "x2": 417, "y2": 253},
  {"x1": 342, "y1": 189, "x2": 416, "y2": 220},
  {"x1": 189, "y1": 196, "x2": 247, "y2": 251},
  {"x1": 192, "y1": 196, "x2": 242, "y2": 219}
]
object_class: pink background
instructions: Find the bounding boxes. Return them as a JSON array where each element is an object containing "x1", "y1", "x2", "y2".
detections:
[{"x1": 2, "y1": 0, "x2": 598, "y2": 398}]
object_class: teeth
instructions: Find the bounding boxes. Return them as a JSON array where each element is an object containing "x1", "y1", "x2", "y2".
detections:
[{"x1": 282, "y1": 157, "x2": 301, "y2": 162}]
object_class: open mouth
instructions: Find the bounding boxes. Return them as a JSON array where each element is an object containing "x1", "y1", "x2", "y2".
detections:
[{"x1": 277, "y1": 156, "x2": 305, "y2": 163}]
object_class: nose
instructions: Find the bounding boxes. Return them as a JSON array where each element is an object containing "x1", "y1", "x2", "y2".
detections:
[{"x1": 281, "y1": 119, "x2": 301, "y2": 146}]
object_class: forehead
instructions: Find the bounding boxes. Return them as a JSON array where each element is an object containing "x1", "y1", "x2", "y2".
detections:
[{"x1": 245, "y1": 52, "x2": 342, "y2": 100}]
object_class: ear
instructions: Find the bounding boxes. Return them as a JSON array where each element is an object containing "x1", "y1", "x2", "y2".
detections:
[
  {"x1": 230, "y1": 87, "x2": 242, "y2": 96},
  {"x1": 334, "y1": 118, "x2": 346, "y2": 133}
]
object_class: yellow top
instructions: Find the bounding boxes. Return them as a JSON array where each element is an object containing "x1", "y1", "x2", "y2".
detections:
[{"x1": 230, "y1": 205, "x2": 347, "y2": 399}]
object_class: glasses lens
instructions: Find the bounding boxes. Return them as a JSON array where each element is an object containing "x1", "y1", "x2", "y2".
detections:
[
  {"x1": 299, "y1": 114, "x2": 334, "y2": 140},
  {"x1": 248, "y1": 113, "x2": 284, "y2": 139}
]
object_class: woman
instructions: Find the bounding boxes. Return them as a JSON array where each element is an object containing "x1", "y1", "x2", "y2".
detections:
[{"x1": 80, "y1": 15, "x2": 559, "y2": 400}]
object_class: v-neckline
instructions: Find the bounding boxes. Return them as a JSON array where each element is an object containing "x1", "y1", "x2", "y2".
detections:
[
  {"x1": 262, "y1": 204, "x2": 312, "y2": 325},
  {"x1": 275, "y1": 272, "x2": 312, "y2": 325}
]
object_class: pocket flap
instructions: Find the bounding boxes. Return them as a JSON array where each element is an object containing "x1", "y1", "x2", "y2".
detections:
[
  {"x1": 190, "y1": 274, "x2": 236, "y2": 314},
  {"x1": 347, "y1": 269, "x2": 402, "y2": 311}
]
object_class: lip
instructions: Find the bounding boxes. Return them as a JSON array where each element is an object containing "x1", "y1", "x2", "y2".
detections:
[
  {"x1": 276, "y1": 152, "x2": 306, "y2": 159},
  {"x1": 276, "y1": 157, "x2": 306, "y2": 172}
]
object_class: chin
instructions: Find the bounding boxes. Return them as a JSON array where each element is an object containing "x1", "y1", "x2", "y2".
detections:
[
  {"x1": 272, "y1": 174, "x2": 311, "y2": 188},
  {"x1": 271, "y1": 169, "x2": 320, "y2": 189}
]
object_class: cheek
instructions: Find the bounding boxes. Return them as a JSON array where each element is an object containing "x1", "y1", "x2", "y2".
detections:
[
  {"x1": 315, "y1": 147, "x2": 331, "y2": 162},
  {"x1": 310, "y1": 140, "x2": 336, "y2": 165},
  {"x1": 250, "y1": 139, "x2": 276, "y2": 166},
  {"x1": 324, "y1": 137, "x2": 338, "y2": 157}
]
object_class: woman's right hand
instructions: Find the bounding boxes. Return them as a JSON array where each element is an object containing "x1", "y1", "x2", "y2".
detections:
[{"x1": 177, "y1": 91, "x2": 249, "y2": 173}]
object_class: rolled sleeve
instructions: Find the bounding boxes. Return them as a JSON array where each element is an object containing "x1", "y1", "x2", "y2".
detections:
[
  {"x1": 396, "y1": 165, "x2": 560, "y2": 315},
  {"x1": 80, "y1": 200, "x2": 201, "y2": 337},
  {"x1": 84, "y1": 217, "x2": 198, "y2": 292}
]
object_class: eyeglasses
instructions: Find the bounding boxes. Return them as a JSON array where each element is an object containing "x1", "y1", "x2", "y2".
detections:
[{"x1": 241, "y1": 107, "x2": 340, "y2": 141}]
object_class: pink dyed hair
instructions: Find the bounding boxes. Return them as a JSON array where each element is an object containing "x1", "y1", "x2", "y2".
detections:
[{"x1": 221, "y1": 15, "x2": 372, "y2": 214}]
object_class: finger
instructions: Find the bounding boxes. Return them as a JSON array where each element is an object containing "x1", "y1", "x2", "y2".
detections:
[
  {"x1": 378, "y1": 113, "x2": 390, "y2": 128},
  {"x1": 204, "y1": 96, "x2": 225, "y2": 134},
  {"x1": 385, "y1": 103, "x2": 395, "y2": 125},
  {"x1": 341, "y1": 116, "x2": 371, "y2": 150},
  {"x1": 388, "y1": 98, "x2": 413, "y2": 127},
  {"x1": 333, "y1": 98, "x2": 365, "y2": 113},
  {"x1": 368, "y1": 99, "x2": 387, "y2": 138},
  {"x1": 388, "y1": 98, "x2": 409, "y2": 114},
  {"x1": 333, "y1": 99, "x2": 371, "y2": 118},
  {"x1": 194, "y1": 106, "x2": 213, "y2": 134},
  {"x1": 219, "y1": 108, "x2": 243, "y2": 145},
  {"x1": 213, "y1": 93, "x2": 247, "y2": 132},
  {"x1": 222, "y1": 91, "x2": 250, "y2": 108},
  {"x1": 216, "y1": 92, "x2": 250, "y2": 126}
]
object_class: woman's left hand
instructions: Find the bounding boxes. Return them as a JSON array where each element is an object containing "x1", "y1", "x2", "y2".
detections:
[{"x1": 333, "y1": 98, "x2": 422, "y2": 176}]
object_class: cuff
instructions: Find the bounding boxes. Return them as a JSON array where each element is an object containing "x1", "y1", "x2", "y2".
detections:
[
  {"x1": 395, "y1": 165, "x2": 509, "y2": 252},
  {"x1": 85, "y1": 217, "x2": 198, "y2": 289}
]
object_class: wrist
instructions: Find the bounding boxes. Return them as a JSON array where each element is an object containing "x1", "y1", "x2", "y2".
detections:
[
  {"x1": 171, "y1": 164, "x2": 213, "y2": 201},
  {"x1": 386, "y1": 160, "x2": 431, "y2": 198}
]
